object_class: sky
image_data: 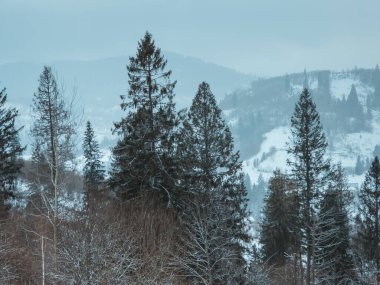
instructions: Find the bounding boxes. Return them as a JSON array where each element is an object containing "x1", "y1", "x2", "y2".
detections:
[{"x1": 1, "y1": 0, "x2": 380, "y2": 76}]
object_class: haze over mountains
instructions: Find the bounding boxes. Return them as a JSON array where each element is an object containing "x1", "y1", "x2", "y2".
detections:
[
  {"x1": 1, "y1": 52, "x2": 380, "y2": 194},
  {"x1": 0, "y1": 52, "x2": 253, "y2": 147}
]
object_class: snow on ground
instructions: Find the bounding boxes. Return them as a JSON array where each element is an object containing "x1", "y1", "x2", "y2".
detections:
[
  {"x1": 243, "y1": 72, "x2": 378, "y2": 189},
  {"x1": 330, "y1": 75, "x2": 358, "y2": 101},
  {"x1": 243, "y1": 126, "x2": 289, "y2": 184},
  {"x1": 243, "y1": 111, "x2": 380, "y2": 188},
  {"x1": 330, "y1": 111, "x2": 380, "y2": 167},
  {"x1": 330, "y1": 72, "x2": 373, "y2": 106}
]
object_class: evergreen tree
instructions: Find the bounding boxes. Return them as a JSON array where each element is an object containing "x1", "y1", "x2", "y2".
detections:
[
  {"x1": 30, "y1": 66, "x2": 77, "y2": 270},
  {"x1": 358, "y1": 156, "x2": 380, "y2": 282},
  {"x1": 31, "y1": 66, "x2": 76, "y2": 187},
  {"x1": 82, "y1": 121, "x2": 104, "y2": 190},
  {"x1": 346, "y1": 84, "x2": 362, "y2": 118},
  {"x1": 315, "y1": 164, "x2": 356, "y2": 284},
  {"x1": 181, "y1": 82, "x2": 249, "y2": 241},
  {"x1": 287, "y1": 88, "x2": 330, "y2": 285},
  {"x1": 0, "y1": 88, "x2": 24, "y2": 214},
  {"x1": 178, "y1": 82, "x2": 250, "y2": 283},
  {"x1": 260, "y1": 170, "x2": 293, "y2": 267},
  {"x1": 110, "y1": 32, "x2": 180, "y2": 207}
]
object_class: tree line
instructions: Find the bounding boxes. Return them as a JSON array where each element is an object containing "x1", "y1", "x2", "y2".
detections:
[
  {"x1": 0, "y1": 32, "x2": 379, "y2": 284},
  {"x1": 259, "y1": 88, "x2": 380, "y2": 284}
]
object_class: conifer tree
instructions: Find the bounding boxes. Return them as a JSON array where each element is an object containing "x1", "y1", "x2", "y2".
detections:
[
  {"x1": 358, "y1": 156, "x2": 380, "y2": 282},
  {"x1": 346, "y1": 84, "x2": 362, "y2": 118},
  {"x1": 31, "y1": 66, "x2": 76, "y2": 186},
  {"x1": 0, "y1": 88, "x2": 24, "y2": 214},
  {"x1": 287, "y1": 88, "x2": 330, "y2": 285},
  {"x1": 315, "y1": 164, "x2": 355, "y2": 284},
  {"x1": 178, "y1": 82, "x2": 250, "y2": 283},
  {"x1": 30, "y1": 66, "x2": 77, "y2": 271},
  {"x1": 82, "y1": 121, "x2": 104, "y2": 190},
  {"x1": 260, "y1": 170, "x2": 293, "y2": 267},
  {"x1": 110, "y1": 32, "x2": 180, "y2": 207}
]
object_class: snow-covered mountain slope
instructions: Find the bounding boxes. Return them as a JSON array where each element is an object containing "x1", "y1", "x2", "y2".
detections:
[{"x1": 222, "y1": 68, "x2": 380, "y2": 192}]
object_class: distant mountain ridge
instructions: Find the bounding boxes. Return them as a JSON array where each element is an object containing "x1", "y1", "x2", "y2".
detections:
[{"x1": 0, "y1": 52, "x2": 253, "y2": 147}]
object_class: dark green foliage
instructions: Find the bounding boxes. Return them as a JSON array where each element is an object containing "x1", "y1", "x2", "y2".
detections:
[
  {"x1": 357, "y1": 156, "x2": 380, "y2": 281},
  {"x1": 82, "y1": 121, "x2": 104, "y2": 190},
  {"x1": 287, "y1": 88, "x2": 330, "y2": 285},
  {"x1": 110, "y1": 32, "x2": 181, "y2": 207},
  {"x1": 178, "y1": 82, "x2": 250, "y2": 283},
  {"x1": 180, "y1": 82, "x2": 237, "y2": 190},
  {"x1": 0, "y1": 88, "x2": 24, "y2": 209},
  {"x1": 260, "y1": 170, "x2": 293, "y2": 266},
  {"x1": 181, "y1": 82, "x2": 249, "y2": 239},
  {"x1": 315, "y1": 164, "x2": 356, "y2": 284}
]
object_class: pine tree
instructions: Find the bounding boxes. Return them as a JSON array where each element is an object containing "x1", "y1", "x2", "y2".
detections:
[
  {"x1": 82, "y1": 121, "x2": 104, "y2": 190},
  {"x1": 287, "y1": 88, "x2": 330, "y2": 285},
  {"x1": 110, "y1": 32, "x2": 180, "y2": 207},
  {"x1": 315, "y1": 164, "x2": 356, "y2": 284},
  {"x1": 358, "y1": 156, "x2": 380, "y2": 282},
  {"x1": 178, "y1": 82, "x2": 250, "y2": 283},
  {"x1": 0, "y1": 88, "x2": 24, "y2": 215}
]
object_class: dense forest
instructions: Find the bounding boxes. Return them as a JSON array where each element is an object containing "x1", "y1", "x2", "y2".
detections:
[{"x1": 1, "y1": 32, "x2": 380, "y2": 285}]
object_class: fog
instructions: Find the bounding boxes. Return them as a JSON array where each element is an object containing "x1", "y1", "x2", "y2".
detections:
[{"x1": 1, "y1": 0, "x2": 380, "y2": 76}]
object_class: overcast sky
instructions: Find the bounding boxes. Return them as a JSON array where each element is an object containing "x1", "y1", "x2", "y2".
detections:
[{"x1": 1, "y1": 0, "x2": 380, "y2": 76}]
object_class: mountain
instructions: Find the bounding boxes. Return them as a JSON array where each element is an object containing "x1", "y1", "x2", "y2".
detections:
[
  {"x1": 221, "y1": 67, "x2": 380, "y2": 192},
  {"x1": 0, "y1": 52, "x2": 253, "y2": 148}
]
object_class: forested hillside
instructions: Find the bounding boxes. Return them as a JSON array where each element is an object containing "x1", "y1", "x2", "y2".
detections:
[{"x1": 1, "y1": 32, "x2": 380, "y2": 284}]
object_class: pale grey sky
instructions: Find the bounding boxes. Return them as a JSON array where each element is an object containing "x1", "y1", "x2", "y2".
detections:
[{"x1": 1, "y1": 0, "x2": 380, "y2": 76}]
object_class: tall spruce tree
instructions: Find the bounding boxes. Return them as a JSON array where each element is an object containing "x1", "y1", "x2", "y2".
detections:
[
  {"x1": 82, "y1": 121, "x2": 104, "y2": 190},
  {"x1": 178, "y1": 82, "x2": 249, "y2": 283},
  {"x1": 358, "y1": 156, "x2": 380, "y2": 282},
  {"x1": 287, "y1": 88, "x2": 330, "y2": 285},
  {"x1": 110, "y1": 32, "x2": 180, "y2": 207},
  {"x1": 0, "y1": 88, "x2": 24, "y2": 215}
]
